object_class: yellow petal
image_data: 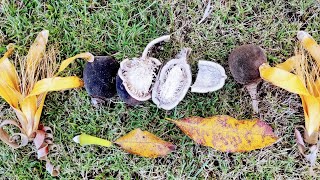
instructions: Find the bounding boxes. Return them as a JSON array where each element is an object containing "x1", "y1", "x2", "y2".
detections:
[
  {"x1": 20, "y1": 96, "x2": 37, "y2": 136},
  {"x1": 312, "y1": 79, "x2": 320, "y2": 97},
  {"x1": 297, "y1": 31, "x2": 320, "y2": 66},
  {"x1": 0, "y1": 119, "x2": 28, "y2": 149},
  {"x1": 275, "y1": 55, "x2": 300, "y2": 72},
  {"x1": 300, "y1": 95, "x2": 320, "y2": 138},
  {"x1": 0, "y1": 44, "x2": 20, "y2": 91},
  {"x1": 259, "y1": 63, "x2": 310, "y2": 95},
  {"x1": 26, "y1": 30, "x2": 49, "y2": 73},
  {"x1": 33, "y1": 93, "x2": 47, "y2": 132},
  {"x1": 0, "y1": 45, "x2": 21, "y2": 108},
  {"x1": 0, "y1": 79, "x2": 22, "y2": 108},
  {"x1": 0, "y1": 43, "x2": 14, "y2": 64},
  {"x1": 28, "y1": 76, "x2": 83, "y2": 97},
  {"x1": 0, "y1": 58, "x2": 20, "y2": 91},
  {"x1": 73, "y1": 133, "x2": 112, "y2": 147},
  {"x1": 11, "y1": 107, "x2": 28, "y2": 135},
  {"x1": 57, "y1": 52, "x2": 94, "y2": 74}
]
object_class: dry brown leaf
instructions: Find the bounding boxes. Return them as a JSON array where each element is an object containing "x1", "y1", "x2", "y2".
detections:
[
  {"x1": 115, "y1": 128, "x2": 175, "y2": 158},
  {"x1": 169, "y1": 115, "x2": 277, "y2": 152}
]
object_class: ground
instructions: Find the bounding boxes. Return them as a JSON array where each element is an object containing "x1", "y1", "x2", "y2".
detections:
[{"x1": 0, "y1": 0, "x2": 320, "y2": 179}]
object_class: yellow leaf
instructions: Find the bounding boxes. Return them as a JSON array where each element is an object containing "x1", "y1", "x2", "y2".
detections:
[
  {"x1": 275, "y1": 55, "x2": 300, "y2": 72},
  {"x1": 26, "y1": 30, "x2": 49, "y2": 73},
  {"x1": 57, "y1": 52, "x2": 94, "y2": 74},
  {"x1": 300, "y1": 95, "x2": 320, "y2": 142},
  {"x1": 169, "y1": 115, "x2": 278, "y2": 152},
  {"x1": 297, "y1": 31, "x2": 320, "y2": 66},
  {"x1": 73, "y1": 133, "x2": 112, "y2": 147},
  {"x1": 28, "y1": 76, "x2": 83, "y2": 97},
  {"x1": 259, "y1": 63, "x2": 310, "y2": 95},
  {"x1": 115, "y1": 128, "x2": 175, "y2": 158}
]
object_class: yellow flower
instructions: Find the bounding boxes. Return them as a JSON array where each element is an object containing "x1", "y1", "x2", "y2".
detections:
[
  {"x1": 259, "y1": 31, "x2": 320, "y2": 144},
  {"x1": 0, "y1": 30, "x2": 93, "y2": 147}
]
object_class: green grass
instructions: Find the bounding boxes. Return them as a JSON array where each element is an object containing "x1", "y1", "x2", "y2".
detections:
[{"x1": 1, "y1": 0, "x2": 320, "y2": 179}]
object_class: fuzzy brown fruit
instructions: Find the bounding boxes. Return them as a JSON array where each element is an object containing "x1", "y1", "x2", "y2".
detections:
[{"x1": 228, "y1": 44, "x2": 267, "y2": 114}]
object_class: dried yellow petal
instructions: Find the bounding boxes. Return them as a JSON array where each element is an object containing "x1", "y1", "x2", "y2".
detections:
[
  {"x1": 57, "y1": 52, "x2": 94, "y2": 74},
  {"x1": 28, "y1": 76, "x2": 83, "y2": 97},
  {"x1": 297, "y1": 31, "x2": 320, "y2": 66},
  {"x1": 259, "y1": 63, "x2": 309, "y2": 95}
]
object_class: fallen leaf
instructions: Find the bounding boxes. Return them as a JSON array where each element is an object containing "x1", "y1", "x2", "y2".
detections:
[
  {"x1": 169, "y1": 115, "x2": 277, "y2": 152},
  {"x1": 115, "y1": 128, "x2": 175, "y2": 158}
]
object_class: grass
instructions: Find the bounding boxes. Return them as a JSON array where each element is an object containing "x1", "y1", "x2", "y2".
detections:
[{"x1": 0, "y1": 0, "x2": 320, "y2": 179}]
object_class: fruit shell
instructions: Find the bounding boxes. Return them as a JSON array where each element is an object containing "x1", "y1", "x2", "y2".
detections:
[{"x1": 191, "y1": 60, "x2": 227, "y2": 93}]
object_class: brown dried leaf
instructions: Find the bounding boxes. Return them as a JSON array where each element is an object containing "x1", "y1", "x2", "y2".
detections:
[
  {"x1": 115, "y1": 128, "x2": 175, "y2": 158},
  {"x1": 170, "y1": 115, "x2": 278, "y2": 152}
]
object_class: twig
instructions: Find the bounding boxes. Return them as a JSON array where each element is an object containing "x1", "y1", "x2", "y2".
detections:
[{"x1": 198, "y1": 0, "x2": 213, "y2": 24}]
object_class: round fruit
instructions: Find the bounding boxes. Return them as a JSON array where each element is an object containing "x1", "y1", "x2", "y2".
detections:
[
  {"x1": 228, "y1": 44, "x2": 267, "y2": 85},
  {"x1": 83, "y1": 56, "x2": 119, "y2": 104}
]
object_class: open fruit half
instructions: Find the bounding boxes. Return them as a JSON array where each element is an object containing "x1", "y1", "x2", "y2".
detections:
[
  {"x1": 117, "y1": 35, "x2": 170, "y2": 102},
  {"x1": 152, "y1": 48, "x2": 192, "y2": 110}
]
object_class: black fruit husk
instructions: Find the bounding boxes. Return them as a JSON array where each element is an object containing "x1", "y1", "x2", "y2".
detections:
[
  {"x1": 83, "y1": 56, "x2": 119, "y2": 102},
  {"x1": 116, "y1": 75, "x2": 142, "y2": 106}
]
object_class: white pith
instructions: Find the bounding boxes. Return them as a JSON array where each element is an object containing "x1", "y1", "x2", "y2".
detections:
[
  {"x1": 160, "y1": 65, "x2": 184, "y2": 101},
  {"x1": 119, "y1": 57, "x2": 161, "y2": 101}
]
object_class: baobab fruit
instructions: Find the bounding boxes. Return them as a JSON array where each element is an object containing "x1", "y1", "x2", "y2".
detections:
[
  {"x1": 83, "y1": 56, "x2": 119, "y2": 106},
  {"x1": 116, "y1": 75, "x2": 142, "y2": 106},
  {"x1": 228, "y1": 44, "x2": 267, "y2": 114}
]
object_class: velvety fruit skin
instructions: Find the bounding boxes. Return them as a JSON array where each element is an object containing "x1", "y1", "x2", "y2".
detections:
[
  {"x1": 116, "y1": 75, "x2": 142, "y2": 106},
  {"x1": 83, "y1": 56, "x2": 119, "y2": 100},
  {"x1": 228, "y1": 44, "x2": 267, "y2": 84}
]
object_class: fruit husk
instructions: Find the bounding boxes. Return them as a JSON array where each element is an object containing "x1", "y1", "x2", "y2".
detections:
[
  {"x1": 83, "y1": 56, "x2": 119, "y2": 103},
  {"x1": 116, "y1": 75, "x2": 142, "y2": 106}
]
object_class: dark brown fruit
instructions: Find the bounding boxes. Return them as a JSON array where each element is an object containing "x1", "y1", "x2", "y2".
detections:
[
  {"x1": 83, "y1": 56, "x2": 119, "y2": 103},
  {"x1": 228, "y1": 44, "x2": 267, "y2": 85}
]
